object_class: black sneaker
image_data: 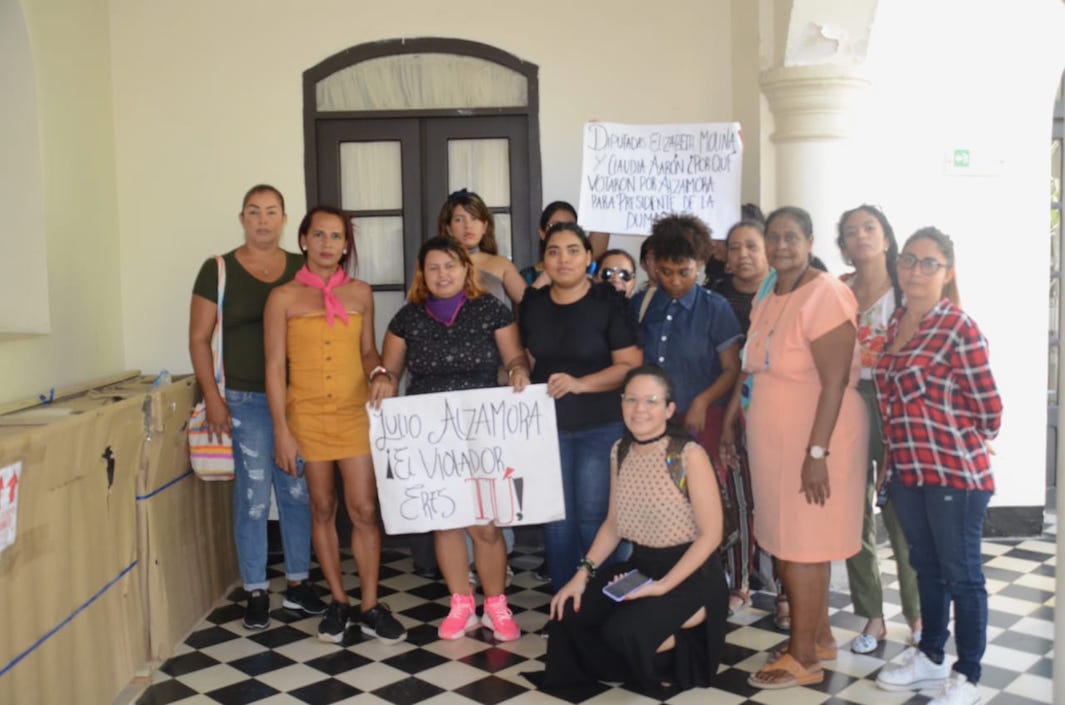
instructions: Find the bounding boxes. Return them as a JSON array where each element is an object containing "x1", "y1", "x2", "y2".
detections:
[
  {"x1": 243, "y1": 590, "x2": 270, "y2": 630},
  {"x1": 317, "y1": 601, "x2": 351, "y2": 643},
  {"x1": 283, "y1": 580, "x2": 327, "y2": 615},
  {"x1": 359, "y1": 603, "x2": 407, "y2": 645}
]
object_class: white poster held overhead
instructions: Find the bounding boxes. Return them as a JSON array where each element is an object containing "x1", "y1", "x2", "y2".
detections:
[
  {"x1": 0, "y1": 460, "x2": 22, "y2": 555},
  {"x1": 577, "y1": 121, "x2": 743, "y2": 238},
  {"x1": 368, "y1": 385, "x2": 564, "y2": 534}
]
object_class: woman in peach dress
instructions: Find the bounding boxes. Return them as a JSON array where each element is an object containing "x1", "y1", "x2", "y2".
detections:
[{"x1": 723, "y1": 206, "x2": 866, "y2": 690}]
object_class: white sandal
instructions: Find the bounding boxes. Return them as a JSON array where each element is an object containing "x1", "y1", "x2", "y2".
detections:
[{"x1": 850, "y1": 632, "x2": 884, "y2": 654}]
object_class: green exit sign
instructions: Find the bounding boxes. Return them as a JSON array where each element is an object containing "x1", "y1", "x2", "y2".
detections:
[{"x1": 953, "y1": 149, "x2": 971, "y2": 168}]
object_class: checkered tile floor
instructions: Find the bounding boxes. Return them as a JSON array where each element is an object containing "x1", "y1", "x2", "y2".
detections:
[{"x1": 134, "y1": 526, "x2": 1056, "y2": 705}]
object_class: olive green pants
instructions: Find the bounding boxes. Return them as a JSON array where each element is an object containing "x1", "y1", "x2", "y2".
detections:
[{"x1": 844, "y1": 380, "x2": 920, "y2": 621}]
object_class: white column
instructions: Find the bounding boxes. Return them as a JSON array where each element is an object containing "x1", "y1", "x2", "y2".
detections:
[{"x1": 760, "y1": 65, "x2": 870, "y2": 273}]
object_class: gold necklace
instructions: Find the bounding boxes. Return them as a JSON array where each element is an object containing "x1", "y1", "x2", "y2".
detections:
[{"x1": 244, "y1": 248, "x2": 280, "y2": 275}]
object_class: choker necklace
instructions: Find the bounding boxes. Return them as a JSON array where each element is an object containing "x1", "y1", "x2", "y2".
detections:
[
  {"x1": 632, "y1": 430, "x2": 668, "y2": 445},
  {"x1": 467, "y1": 245, "x2": 481, "y2": 255}
]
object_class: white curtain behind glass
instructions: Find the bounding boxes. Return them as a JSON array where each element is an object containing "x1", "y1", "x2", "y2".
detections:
[
  {"x1": 317, "y1": 53, "x2": 527, "y2": 111},
  {"x1": 448, "y1": 139, "x2": 511, "y2": 258}
]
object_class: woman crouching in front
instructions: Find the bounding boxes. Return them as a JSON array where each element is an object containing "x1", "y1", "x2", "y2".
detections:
[{"x1": 537, "y1": 366, "x2": 729, "y2": 698}]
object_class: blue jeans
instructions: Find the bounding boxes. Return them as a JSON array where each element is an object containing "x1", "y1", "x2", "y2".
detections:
[
  {"x1": 227, "y1": 389, "x2": 312, "y2": 591},
  {"x1": 889, "y1": 483, "x2": 991, "y2": 683},
  {"x1": 544, "y1": 422, "x2": 629, "y2": 589}
]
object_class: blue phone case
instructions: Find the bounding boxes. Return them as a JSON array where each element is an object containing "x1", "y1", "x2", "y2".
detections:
[{"x1": 602, "y1": 569, "x2": 652, "y2": 601}]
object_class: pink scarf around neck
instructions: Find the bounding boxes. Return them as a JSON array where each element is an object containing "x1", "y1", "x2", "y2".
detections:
[{"x1": 295, "y1": 265, "x2": 352, "y2": 326}]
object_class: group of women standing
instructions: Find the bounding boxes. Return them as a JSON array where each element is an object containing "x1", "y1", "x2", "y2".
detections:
[
  {"x1": 711, "y1": 205, "x2": 1001, "y2": 705},
  {"x1": 191, "y1": 184, "x2": 1001, "y2": 705},
  {"x1": 190, "y1": 185, "x2": 656, "y2": 649}
]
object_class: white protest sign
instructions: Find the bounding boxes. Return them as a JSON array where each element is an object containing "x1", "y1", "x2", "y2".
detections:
[
  {"x1": 368, "y1": 385, "x2": 564, "y2": 534},
  {"x1": 0, "y1": 461, "x2": 22, "y2": 554},
  {"x1": 577, "y1": 121, "x2": 742, "y2": 238}
]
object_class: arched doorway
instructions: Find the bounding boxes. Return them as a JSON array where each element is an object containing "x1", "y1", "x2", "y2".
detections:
[{"x1": 302, "y1": 38, "x2": 542, "y2": 344}]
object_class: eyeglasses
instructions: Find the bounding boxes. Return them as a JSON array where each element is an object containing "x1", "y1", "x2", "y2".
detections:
[
  {"x1": 601, "y1": 267, "x2": 635, "y2": 282},
  {"x1": 897, "y1": 252, "x2": 949, "y2": 275},
  {"x1": 620, "y1": 394, "x2": 664, "y2": 407}
]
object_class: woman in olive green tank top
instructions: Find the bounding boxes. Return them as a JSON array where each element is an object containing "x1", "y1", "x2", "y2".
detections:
[{"x1": 189, "y1": 185, "x2": 324, "y2": 630}]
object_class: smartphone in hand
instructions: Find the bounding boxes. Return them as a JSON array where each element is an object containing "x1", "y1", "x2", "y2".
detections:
[{"x1": 602, "y1": 569, "x2": 652, "y2": 602}]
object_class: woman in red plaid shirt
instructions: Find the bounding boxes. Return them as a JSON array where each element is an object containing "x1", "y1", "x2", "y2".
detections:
[{"x1": 873, "y1": 227, "x2": 1002, "y2": 705}]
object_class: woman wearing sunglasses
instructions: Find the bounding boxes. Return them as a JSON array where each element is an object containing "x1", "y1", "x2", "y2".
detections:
[
  {"x1": 594, "y1": 249, "x2": 638, "y2": 297},
  {"x1": 874, "y1": 228, "x2": 1001, "y2": 705}
]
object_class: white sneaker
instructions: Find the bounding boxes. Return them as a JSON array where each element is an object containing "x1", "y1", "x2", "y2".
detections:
[
  {"x1": 928, "y1": 672, "x2": 981, "y2": 705},
  {"x1": 876, "y1": 647, "x2": 950, "y2": 691}
]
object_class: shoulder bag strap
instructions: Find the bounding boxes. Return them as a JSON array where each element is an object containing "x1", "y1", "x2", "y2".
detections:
[{"x1": 637, "y1": 284, "x2": 656, "y2": 323}]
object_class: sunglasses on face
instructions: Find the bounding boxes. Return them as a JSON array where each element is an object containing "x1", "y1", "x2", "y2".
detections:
[
  {"x1": 897, "y1": 252, "x2": 949, "y2": 275},
  {"x1": 601, "y1": 267, "x2": 635, "y2": 282}
]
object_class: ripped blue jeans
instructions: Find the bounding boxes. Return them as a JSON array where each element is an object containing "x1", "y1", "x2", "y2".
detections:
[{"x1": 227, "y1": 389, "x2": 312, "y2": 591}]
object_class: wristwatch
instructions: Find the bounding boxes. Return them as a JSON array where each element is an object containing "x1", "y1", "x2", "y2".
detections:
[{"x1": 808, "y1": 445, "x2": 829, "y2": 460}]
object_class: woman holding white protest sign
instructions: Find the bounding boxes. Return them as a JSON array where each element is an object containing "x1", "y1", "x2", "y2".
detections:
[
  {"x1": 519, "y1": 222, "x2": 642, "y2": 590},
  {"x1": 371, "y1": 236, "x2": 530, "y2": 642}
]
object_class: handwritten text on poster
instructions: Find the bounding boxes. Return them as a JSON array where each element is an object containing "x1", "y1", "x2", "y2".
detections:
[
  {"x1": 368, "y1": 385, "x2": 564, "y2": 534},
  {"x1": 578, "y1": 121, "x2": 742, "y2": 238}
]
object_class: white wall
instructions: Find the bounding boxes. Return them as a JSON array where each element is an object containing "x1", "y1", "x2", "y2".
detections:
[
  {"x1": 854, "y1": 0, "x2": 1065, "y2": 507},
  {"x1": 7, "y1": 0, "x2": 1061, "y2": 515},
  {"x1": 0, "y1": 0, "x2": 49, "y2": 338},
  {"x1": 0, "y1": 0, "x2": 125, "y2": 404},
  {"x1": 109, "y1": 0, "x2": 735, "y2": 375}
]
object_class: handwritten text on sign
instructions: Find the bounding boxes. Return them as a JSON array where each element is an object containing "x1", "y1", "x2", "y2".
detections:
[
  {"x1": 368, "y1": 385, "x2": 564, "y2": 534},
  {"x1": 578, "y1": 122, "x2": 743, "y2": 238}
]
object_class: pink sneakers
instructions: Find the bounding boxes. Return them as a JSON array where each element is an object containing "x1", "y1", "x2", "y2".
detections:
[
  {"x1": 481, "y1": 594, "x2": 520, "y2": 641},
  {"x1": 438, "y1": 592, "x2": 479, "y2": 640}
]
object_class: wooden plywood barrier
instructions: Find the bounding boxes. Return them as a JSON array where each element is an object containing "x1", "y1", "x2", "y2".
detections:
[
  {"x1": 0, "y1": 394, "x2": 146, "y2": 705},
  {"x1": 0, "y1": 375, "x2": 239, "y2": 703},
  {"x1": 138, "y1": 377, "x2": 237, "y2": 662}
]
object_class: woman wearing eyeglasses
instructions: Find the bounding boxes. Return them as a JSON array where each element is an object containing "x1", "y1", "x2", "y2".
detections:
[
  {"x1": 594, "y1": 249, "x2": 638, "y2": 297},
  {"x1": 540, "y1": 366, "x2": 728, "y2": 698},
  {"x1": 873, "y1": 228, "x2": 1001, "y2": 705}
]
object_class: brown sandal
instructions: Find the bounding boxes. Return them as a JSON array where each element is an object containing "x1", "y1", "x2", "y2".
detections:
[
  {"x1": 747, "y1": 653, "x2": 824, "y2": 689},
  {"x1": 767, "y1": 641, "x2": 837, "y2": 662}
]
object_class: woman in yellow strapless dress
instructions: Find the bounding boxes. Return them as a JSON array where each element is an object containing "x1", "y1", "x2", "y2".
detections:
[
  {"x1": 265, "y1": 206, "x2": 406, "y2": 646},
  {"x1": 284, "y1": 310, "x2": 370, "y2": 460}
]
